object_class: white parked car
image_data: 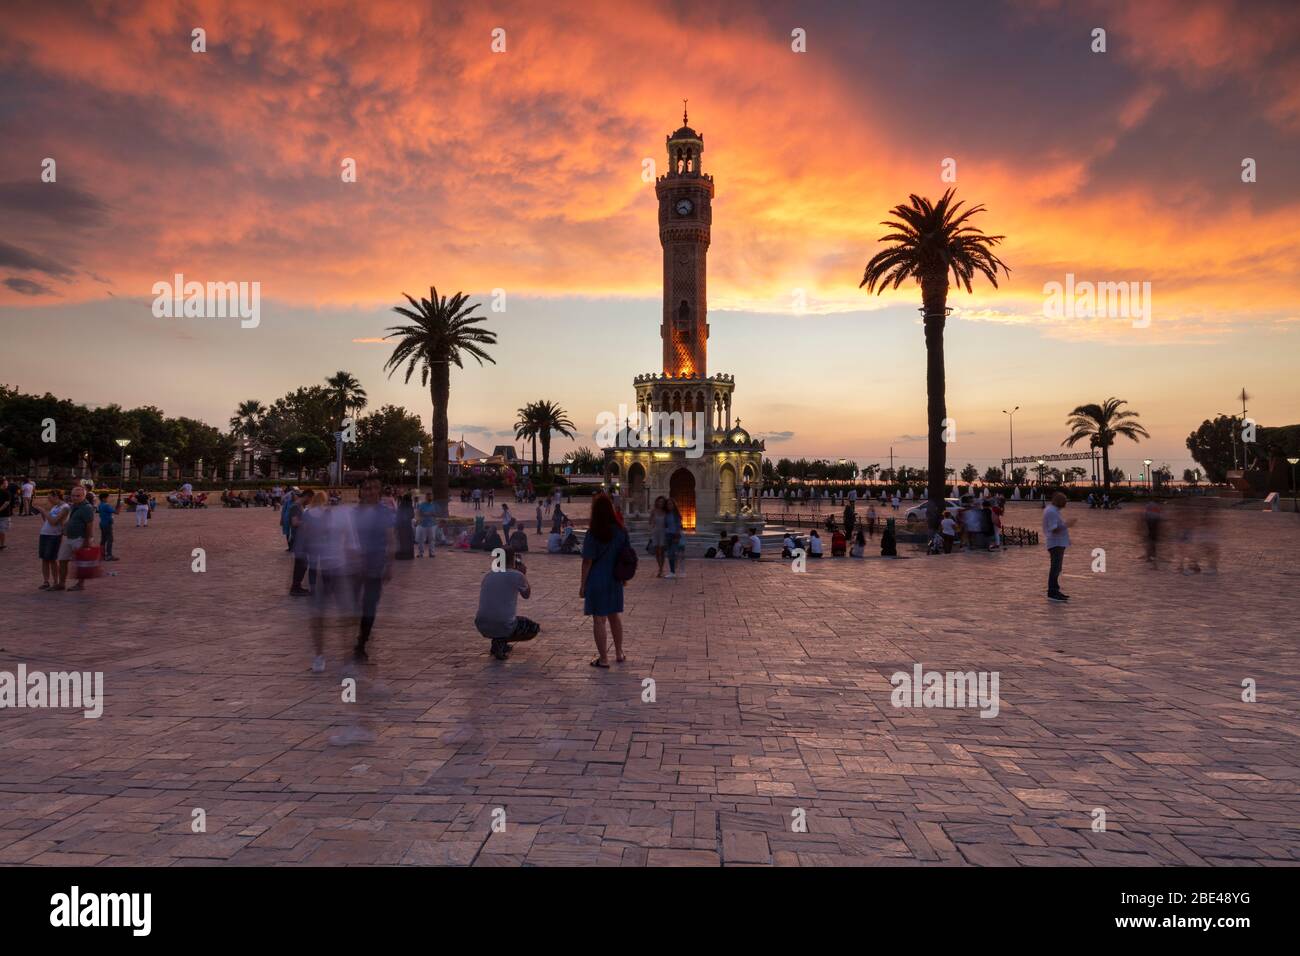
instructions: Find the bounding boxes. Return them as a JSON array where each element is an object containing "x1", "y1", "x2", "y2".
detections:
[{"x1": 904, "y1": 498, "x2": 962, "y2": 524}]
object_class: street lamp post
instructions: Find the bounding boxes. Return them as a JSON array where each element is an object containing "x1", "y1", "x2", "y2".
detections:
[
  {"x1": 412, "y1": 445, "x2": 423, "y2": 494},
  {"x1": 296, "y1": 446, "x2": 306, "y2": 481},
  {"x1": 398, "y1": 457, "x2": 407, "y2": 486},
  {"x1": 1288, "y1": 457, "x2": 1299, "y2": 512},
  {"x1": 1036, "y1": 458, "x2": 1045, "y2": 490},
  {"x1": 1143, "y1": 459, "x2": 1153, "y2": 493},
  {"x1": 115, "y1": 439, "x2": 131, "y2": 506},
  {"x1": 1002, "y1": 406, "x2": 1019, "y2": 486}
]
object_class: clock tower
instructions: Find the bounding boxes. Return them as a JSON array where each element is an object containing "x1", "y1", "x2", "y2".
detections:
[
  {"x1": 605, "y1": 108, "x2": 765, "y2": 534},
  {"x1": 655, "y1": 106, "x2": 714, "y2": 378}
]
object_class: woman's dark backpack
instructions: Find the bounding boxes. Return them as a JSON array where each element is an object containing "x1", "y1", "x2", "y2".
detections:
[{"x1": 613, "y1": 531, "x2": 638, "y2": 583}]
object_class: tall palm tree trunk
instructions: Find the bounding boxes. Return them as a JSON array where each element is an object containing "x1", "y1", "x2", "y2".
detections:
[
  {"x1": 429, "y1": 363, "x2": 451, "y2": 516},
  {"x1": 531, "y1": 435, "x2": 538, "y2": 476},
  {"x1": 541, "y1": 431, "x2": 551, "y2": 476},
  {"x1": 1101, "y1": 441, "x2": 1112, "y2": 496},
  {"x1": 922, "y1": 278, "x2": 949, "y2": 533}
]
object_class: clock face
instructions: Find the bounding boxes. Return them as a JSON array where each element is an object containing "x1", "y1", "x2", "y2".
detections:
[{"x1": 675, "y1": 198, "x2": 693, "y2": 216}]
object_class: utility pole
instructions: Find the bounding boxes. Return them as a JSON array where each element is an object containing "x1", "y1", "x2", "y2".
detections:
[{"x1": 1002, "y1": 406, "x2": 1019, "y2": 483}]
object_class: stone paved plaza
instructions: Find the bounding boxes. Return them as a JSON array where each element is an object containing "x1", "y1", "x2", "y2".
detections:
[{"x1": 0, "y1": 502, "x2": 1297, "y2": 866}]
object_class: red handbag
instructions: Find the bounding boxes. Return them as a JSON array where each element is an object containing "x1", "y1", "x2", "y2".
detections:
[{"x1": 74, "y1": 546, "x2": 103, "y2": 579}]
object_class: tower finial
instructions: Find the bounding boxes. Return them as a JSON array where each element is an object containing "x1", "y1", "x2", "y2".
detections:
[{"x1": 683, "y1": 99, "x2": 688, "y2": 126}]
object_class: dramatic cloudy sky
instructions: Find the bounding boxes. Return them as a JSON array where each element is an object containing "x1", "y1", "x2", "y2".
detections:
[{"x1": 1, "y1": 0, "x2": 1297, "y2": 473}]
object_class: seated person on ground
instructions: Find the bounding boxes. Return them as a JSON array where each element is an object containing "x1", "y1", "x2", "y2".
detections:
[
  {"x1": 559, "y1": 524, "x2": 580, "y2": 554},
  {"x1": 808, "y1": 529, "x2": 823, "y2": 558},
  {"x1": 747, "y1": 529, "x2": 762, "y2": 560},
  {"x1": 508, "y1": 528, "x2": 529, "y2": 552},
  {"x1": 547, "y1": 530, "x2": 563, "y2": 553}
]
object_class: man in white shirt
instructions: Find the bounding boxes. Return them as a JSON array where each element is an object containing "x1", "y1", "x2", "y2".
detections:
[
  {"x1": 747, "y1": 529, "x2": 762, "y2": 561},
  {"x1": 1042, "y1": 492, "x2": 1074, "y2": 602},
  {"x1": 21, "y1": 478, "x2": 35, "y2": 516}
]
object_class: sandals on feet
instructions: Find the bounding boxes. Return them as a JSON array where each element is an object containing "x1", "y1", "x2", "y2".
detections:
[{"x1": 589, "y1": 658, "x2": 609, "y2": 668}]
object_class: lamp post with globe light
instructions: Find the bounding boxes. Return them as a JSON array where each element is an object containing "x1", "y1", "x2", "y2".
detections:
[
  {"x1": 413, "y1": 445, "x2": 423, "y2": 495},
  {"x1": 115, "y1": 439, "x2": 131, "y2": 506},
  {"x1": 398, "y1": 457, "x2": 407, "y2": 486},
  {"x1": 296, "y1": 446, "x2": 306, "y2": 481},
  {"x1": 1289, "y1": 457, "x2": 1299, "y2": 512},
  {"x1": 1143, "y1": 459, "x2": 1153, "y2": 493}
]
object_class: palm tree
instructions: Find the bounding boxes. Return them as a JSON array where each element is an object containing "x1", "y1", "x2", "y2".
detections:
[
  {"x1": 325, "y1": 370, "x2": 367, "y2": 475},
  {"x1": 229, "y1": 399, "x2": 266, "y2": 440},
  {"x1": 384, "y1": 287, "x2": 497, "y2": 514},
  {"x1": 529, "y1": 400, "x2": 576, "y2": 475},
  {"x1": 514, "y1": 402, "x2": 540, "y2": 475},
  {"x1": 1062, "y1": 397, "x2": 1149, "y2": 495},
  {"x1": 860, "y1": 188, "x2": 1010, "y2": 531},
  {"x1": 325, "y1": 370, "x2": 368, "y2": 426}
]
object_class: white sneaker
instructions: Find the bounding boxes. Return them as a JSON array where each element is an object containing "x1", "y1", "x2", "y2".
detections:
[
  {"x1": 311, "y1": 655, "x2": 326, "y2": 673},
  {"x1": 664, "y1": 572, "x2": 675, "y2": 579}
]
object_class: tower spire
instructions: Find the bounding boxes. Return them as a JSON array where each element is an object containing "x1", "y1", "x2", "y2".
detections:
[{"x1": 683, "y1": 99, "x2": 688, "y2": 126}]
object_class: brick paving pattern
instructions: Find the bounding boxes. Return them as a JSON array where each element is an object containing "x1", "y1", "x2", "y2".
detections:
[{"x1": 1, "y1": 502, "x2": 1296, "y2": 866}]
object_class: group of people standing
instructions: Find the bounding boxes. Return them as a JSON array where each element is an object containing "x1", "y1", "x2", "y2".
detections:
[
  {"x1": 1, "y1": 477, "x2": 152, "y2": 592},
  {"x1": 935, "y1": 497, "x2": 1005, "y2": 554}
]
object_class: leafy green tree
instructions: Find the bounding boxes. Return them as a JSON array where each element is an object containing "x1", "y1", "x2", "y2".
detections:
[
  {"x1": 354, "y1": 405, "x2": 431, "y2": 471},
  {"x1": 278, "y1": 434, "x2": 332, "y2": 478},
  {"x1": 960, "y1": 463, "x2": 979, "y2": 483},
  {"x1": 259, "y1": 386, "x2": 337, "y2": 448},
  {"x1": 1185, "y1": 415, "x2": 1238, "y2": 482}
]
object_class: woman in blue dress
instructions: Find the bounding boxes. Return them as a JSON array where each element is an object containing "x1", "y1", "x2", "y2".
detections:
[{"x1": 580, "y1": 493, "x2": 628, "y2": 668}]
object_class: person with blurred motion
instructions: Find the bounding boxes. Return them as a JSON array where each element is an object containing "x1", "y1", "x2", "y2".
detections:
[{"x1": 351, "y1": 478, "x2": 395, "y2": 663}]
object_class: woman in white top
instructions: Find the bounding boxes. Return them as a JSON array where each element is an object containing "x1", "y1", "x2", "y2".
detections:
[
  {"x1": 34, "y1": 491, "x2": 69, "y2": 589},
  {"x1": 808, "y1": 529, "x2": 823, "y2": 557}
]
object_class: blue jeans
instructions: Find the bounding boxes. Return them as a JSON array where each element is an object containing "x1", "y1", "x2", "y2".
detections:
[
  {"x1": 1047, "y1": 546, "x2": 1065, "y2": 595},
  {"x1": 665, "y1": 534, "x2": 680, "y2": 573}
]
